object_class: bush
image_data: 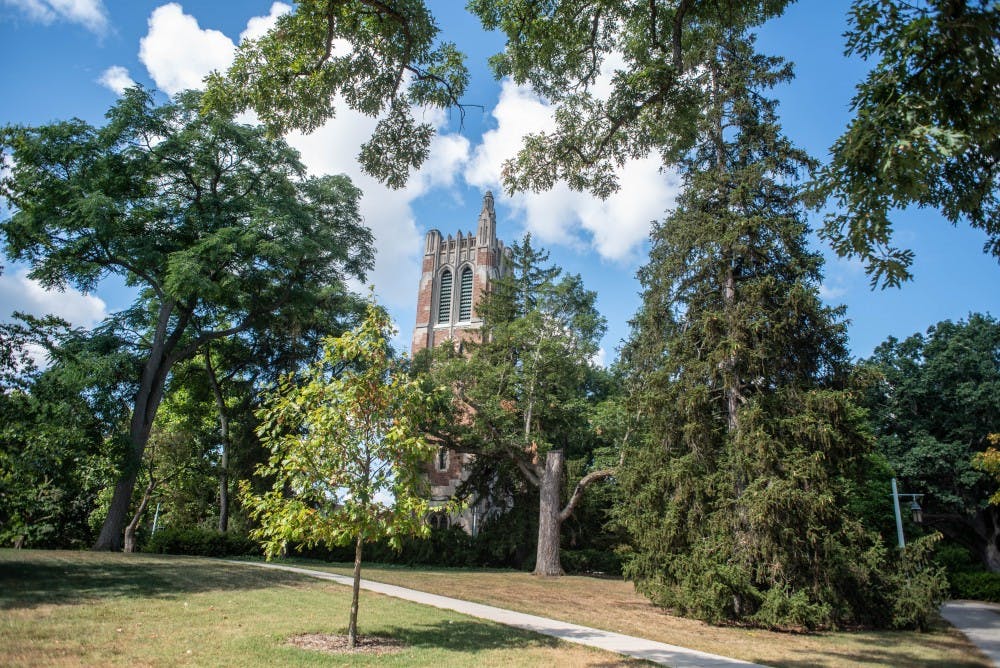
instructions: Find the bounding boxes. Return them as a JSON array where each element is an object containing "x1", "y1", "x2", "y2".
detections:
[
  {"x1": 951, "y1": 572, "x2": 1000, "y2": 602},
  {"x1": 144, "y1": 526, "x2": 261, "y2": 557},
  {"x1": 886, "y1": 534, "x2": 950, "y2": 631}
]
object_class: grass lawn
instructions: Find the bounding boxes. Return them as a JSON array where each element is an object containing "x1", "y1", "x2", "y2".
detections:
[
  {"x1": 0, "y1": 550, "x2": 643, "y2": 667},
  {"x1": 281, "y1": 559, "x2": 990, "y2": 668}
]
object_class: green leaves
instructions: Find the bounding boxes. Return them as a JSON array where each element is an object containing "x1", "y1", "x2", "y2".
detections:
[
  {"x1": 812, "y1": 0, "x2": 1000, "y2": 287},
  {"x1": 244, "y1": 300, "x2": 438, "y2": 559},
  {"x1": 203, "y1": 0, "x2": 469, "y2": 188}
]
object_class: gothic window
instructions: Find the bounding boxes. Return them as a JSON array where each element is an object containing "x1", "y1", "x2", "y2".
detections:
[
  {"x1": 459, "y1": 266, "x2": 473, "y2": 321},
  {"x1": 438, "y1": 269, "x2": 452, "y2": 323},
  {"x1": 436, "y1": 447, "x2": 448, "y2": 471},
  {"x1": 430, "y1": 512, "x2": 449, "y2": 530}
]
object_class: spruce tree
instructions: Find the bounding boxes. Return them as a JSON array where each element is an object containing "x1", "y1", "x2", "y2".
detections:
[{"x1": 616, "y1": 30, "x2": 884, "y2": 629}]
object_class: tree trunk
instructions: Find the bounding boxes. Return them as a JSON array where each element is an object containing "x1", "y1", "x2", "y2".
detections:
[
  {"x1": 123, "y1": 476, "x2": 156, "y2": 553},
  {"x1": 348, "y1": 534, "x2": 363, "y2": 648},
  {"x1": 204, "y1": 349, "x2": 230, "y2": 533},
  {"x1": 94, "y1": 300, "x2": 177, "y2": 551},
  {"x1": 534, "y1": 449, "x2": 564, "y2": 576}
]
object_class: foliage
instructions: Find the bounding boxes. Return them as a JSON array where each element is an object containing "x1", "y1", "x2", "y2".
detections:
[
  {"x1": 0, "y1": 318, "x2": 122, "y2": 548},
  {"x1": 143, "y1": 526, "x2": 261, "y2": 557},
  {"x1": 950, "y1": 571, "x2": 1000, "y2": 602},
  {"x1": 972, "y1": 434, "x2": 1000, "y2": 504},
  {"x1": 244, "y1": 301, "x2": 436, "y2": 556},
  {"x1": 862, "y1": 314, "x2": 1000, "y2": 569},
  {"x1": 607, "y1": 18, "x2": 896, "y2": 629},
  {"x1": 243, "y1": 300, "x2": 437, "y2": 645},
  {"x1": 468, "y1": 0, "x2": 794, "y2": 198},
  {"x1": 0, "y1": 86, "x2": 374, "y2": 550},
  {"x1": 885, "y1": 534, "x2": 949, "y2": 631},
  {"x1": 204, "y1": 0, "x2": 469, "y2": 188},
  {"x1": 812, "y1": 0, "x2": 1000, "y2": 287}
]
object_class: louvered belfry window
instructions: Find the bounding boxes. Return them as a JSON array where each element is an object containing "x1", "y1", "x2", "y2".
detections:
[
  {"x1": 459, "y1": 266, "x2": 473, "y2": 321},
  {"x1": 438, "y1": 269, "x2": 453, "y2": 323}
]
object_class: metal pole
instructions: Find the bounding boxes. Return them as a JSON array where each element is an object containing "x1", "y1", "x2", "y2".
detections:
[
  {"x1": 891, "y1": 477, "x2": 905, "y2": 548},
  {"x1": 151, "y1": 502, "x2": 161, "y2": 536}
]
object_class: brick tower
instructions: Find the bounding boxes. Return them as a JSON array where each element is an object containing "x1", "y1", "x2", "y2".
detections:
[
  {"x1": 412, "y1": 191, "x2": 508, "y2": 534},
  {"x1": 411, "y1": 191, "x2": 507, "y2": 355}
]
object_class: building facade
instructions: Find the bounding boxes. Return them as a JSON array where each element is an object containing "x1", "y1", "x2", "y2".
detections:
[{"x1": 412, "y1": 191, "x2": 508, "y2": 534}]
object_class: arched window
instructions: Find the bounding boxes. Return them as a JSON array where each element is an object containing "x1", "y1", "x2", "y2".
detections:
[
  {"x1": 436, "y1": 448, "x2": 448, "y2": 471},
  {"x1": 459, "y1": 266, "x2": 473, "y2": 321},
  {"x1": 438, "y1": 269, "x2": 452, "y2": 323}
]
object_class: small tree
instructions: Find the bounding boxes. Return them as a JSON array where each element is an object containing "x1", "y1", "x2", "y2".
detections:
[{"x1": 242, "y1": 301, "x2": 436, "y2": 648}]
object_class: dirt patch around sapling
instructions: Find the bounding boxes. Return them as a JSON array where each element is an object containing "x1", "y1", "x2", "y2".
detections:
[{"x1": 286, "y1": 633, "x2": 406, "y2": 655}]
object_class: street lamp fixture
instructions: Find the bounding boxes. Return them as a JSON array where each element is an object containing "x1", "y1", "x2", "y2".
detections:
[{"x1": 891, "y1": 477, "x2": 924, "y2": 548}]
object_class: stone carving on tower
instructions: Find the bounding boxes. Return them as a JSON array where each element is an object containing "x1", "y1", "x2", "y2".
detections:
[{"x1": 411, "y1": 191, "x2": 509, "y2": 534}]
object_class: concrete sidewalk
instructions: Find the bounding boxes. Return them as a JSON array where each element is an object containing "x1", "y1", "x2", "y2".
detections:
[
  {"x1": 226, "y1": 559, "x2": 764, "y2": 667},
  {"x1": 941, "y1": 600, "x2": 1000, "y2": 667}
]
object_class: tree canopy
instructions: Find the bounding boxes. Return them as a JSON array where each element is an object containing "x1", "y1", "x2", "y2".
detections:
[
  {"x1": 204, "y1": 0, "x2": 470, "y2": 188},
  {"x1": 813, "y1": 0, "x2": 1000, "y2": 288},
  {"x1": 0, "y1": 87, "x2": 374, "y2": 550},
  {"x1": 862, "y1": 314, "x2": 1000, "y2": 569}
]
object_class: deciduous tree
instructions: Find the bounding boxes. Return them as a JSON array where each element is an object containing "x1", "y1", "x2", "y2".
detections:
[
  {"x1": 243, "y1": 301, "x2": 436, "y2": 648},
  {"x1": 203, "y1": 0, "x2": 469, "y2": 188},
  {"x1": 0, "y1": 88, "x2": 374, "y2": 550},
  {"x1": 863, "y1": 314, "x2": 1000, "y2": 569}
]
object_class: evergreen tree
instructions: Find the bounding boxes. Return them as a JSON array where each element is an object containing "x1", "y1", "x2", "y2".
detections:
[{"x1": 616, "y1": 29, "x2": 899, "y2": 629}]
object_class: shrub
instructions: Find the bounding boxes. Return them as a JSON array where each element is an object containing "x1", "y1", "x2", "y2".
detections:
[
  {"x1": 144, "y1": 526, "x2": 261, "y2": 557},
  {"x1": 951, "y1": 572, "x2": 1000, "y2": 602},
  {"x1": 886, "y1": 534, "x2": 950, "y2": 631}
]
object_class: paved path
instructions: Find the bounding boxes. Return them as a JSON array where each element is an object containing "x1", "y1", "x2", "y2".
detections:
[
  {"x1": 225, "y1": 560, "x2": 764, "y2": 667},
  {"x1": 941, "y1": 600, "x2": 1000, "y2": 667}
]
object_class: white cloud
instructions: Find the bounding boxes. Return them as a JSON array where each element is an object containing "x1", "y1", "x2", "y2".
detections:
[
  {"x1": 0, "y1": 268, "x2": 107, "y2": 328},
  {"x1": 239, "y1": 1, "x2": 290, "y2": 43},
  {"x1": 3, "y1": 0, "x2": 108, "y2": 34},
  {"x1": 97, "y1": 65, "x2": 134, "y2": 95},
  {"x1": 465, "y1": 78, "x2": 678, "y2": 263},
  {"x1": 139, "y1": 3, "x2": 235, "y2": 95}
]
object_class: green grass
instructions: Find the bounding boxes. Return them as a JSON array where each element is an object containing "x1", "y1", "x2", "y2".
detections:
[{"x1": 0, "y1": 550, "x2": 640, "y2": 667}]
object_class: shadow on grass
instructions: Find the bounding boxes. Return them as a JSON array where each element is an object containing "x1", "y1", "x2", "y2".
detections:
[
  {"x1": 755, "y1": 623, "x2": 988, "y2": 668},
  {"x1": 0, "y1": 552, "x2": 311, "y2": 611},
  {"x1": 381, "y1": 618, "x2": 561, "y2": 652}
]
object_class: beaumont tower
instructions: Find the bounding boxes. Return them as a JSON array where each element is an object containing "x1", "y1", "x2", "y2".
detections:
[
  {"x1": 411, "y1": 191, "x2": 509, "y2": 533},
  {"x1": 411, "y1": 191, "x2": 507, "y2": 355}
]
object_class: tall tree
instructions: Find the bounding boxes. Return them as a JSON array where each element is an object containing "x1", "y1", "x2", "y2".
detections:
[
  {"x1": 244, "y1": 301, "x2": 436, "y2": 649},
  {"x1": 468, "y1": 0, "x2": 941, "y2": 628},
  {"x1": 813, "y1": 0, "x2": 1000, "y2": 287},
  {"x1": 0, "y1": 88, "x2": 374, "y2": 550},
  {"x1": 616, "y1": 25, "x2": 889, "y2": 628},
  {"x1": 203, "y1": 0, "x2": 469, "y2": 188},
  {"x1": 429, "y1": 235, "x2": 614, "y2": 576},
  {"x1": 862, "y1": 314, "x2": 1000, "y2": 569}
]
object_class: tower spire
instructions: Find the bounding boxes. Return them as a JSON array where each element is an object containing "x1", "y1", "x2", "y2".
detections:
[{"x1": 477, "y1": 190, "x2": 496, "y2": 246}]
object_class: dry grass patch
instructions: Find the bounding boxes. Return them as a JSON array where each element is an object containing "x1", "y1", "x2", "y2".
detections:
[{"x1": 294, "y1": 560, "x2": 989, "y2": 668}]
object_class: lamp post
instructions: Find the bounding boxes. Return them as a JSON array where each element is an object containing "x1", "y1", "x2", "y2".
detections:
[{"x1": 891, "y1": 477, "x2": 924, "y2": 548}]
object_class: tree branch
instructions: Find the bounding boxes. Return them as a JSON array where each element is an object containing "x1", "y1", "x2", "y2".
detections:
[{"x1": 558, "y1": 468, "x2": 614, "y2": 523}]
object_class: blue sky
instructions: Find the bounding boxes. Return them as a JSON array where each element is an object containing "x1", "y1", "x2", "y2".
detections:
[{"x1": 1, "y1": 0, "x2": 997, "y2": 363}]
